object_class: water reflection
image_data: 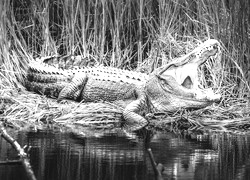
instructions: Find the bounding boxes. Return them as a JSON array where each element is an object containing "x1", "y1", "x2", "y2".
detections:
[{"x1": 1, "y1": 129, "x2": 250, "y2": 180}]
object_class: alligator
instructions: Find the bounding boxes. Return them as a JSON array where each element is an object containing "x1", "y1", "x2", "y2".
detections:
[{"x1": 24, "y1": 39, "x2": 221, "y2": 131}]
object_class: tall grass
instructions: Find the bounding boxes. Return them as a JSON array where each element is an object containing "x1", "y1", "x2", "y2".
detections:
[{"x1": 0, "y1": 0, "x2": 249, "y2": 99}]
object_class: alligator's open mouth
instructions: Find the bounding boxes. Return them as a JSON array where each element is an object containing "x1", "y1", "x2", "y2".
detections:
[{"x1": 158, "y1": 39, "x2": 221, "y2": 103}]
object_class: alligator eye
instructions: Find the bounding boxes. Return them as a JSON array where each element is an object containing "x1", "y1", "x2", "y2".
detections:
[{"x1": 213, "y1": 45, "x2": 218, "y2": 49}]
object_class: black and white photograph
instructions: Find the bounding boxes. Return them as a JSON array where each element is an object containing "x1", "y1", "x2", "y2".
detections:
[{"x1": 0, "y1": 0, "x2": 250, "y2": 179}]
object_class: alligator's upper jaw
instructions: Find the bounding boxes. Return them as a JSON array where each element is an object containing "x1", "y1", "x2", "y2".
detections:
[{"x1": 158, "y1": 39, "x2": 221, "y2": 105}]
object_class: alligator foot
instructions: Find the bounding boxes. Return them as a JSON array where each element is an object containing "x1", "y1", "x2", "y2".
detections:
[{"x1": 58, "y1": 73, "x2": 88, "y2": 101}]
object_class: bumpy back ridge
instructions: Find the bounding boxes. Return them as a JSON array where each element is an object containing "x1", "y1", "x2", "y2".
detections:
[{"x1": 27, "y1": 60, "x2": 149, "y2": 85}]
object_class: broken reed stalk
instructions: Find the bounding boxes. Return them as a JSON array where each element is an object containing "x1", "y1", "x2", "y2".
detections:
[
  {"x1": 147, "y1": 148, "x2": 164, "y2": 180},
  {"x1": 0, "y1": 126, "x2": 37, "y2": 180}
]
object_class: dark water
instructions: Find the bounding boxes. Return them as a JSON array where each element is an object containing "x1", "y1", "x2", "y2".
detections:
[{"x1": 1, "y1": 128, "x2": 250, "y2": 180}]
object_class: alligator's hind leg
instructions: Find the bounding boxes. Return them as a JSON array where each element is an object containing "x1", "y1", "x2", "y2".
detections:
[
  {"x1": 58, "y1": 73, "x2": 88, "y2": 102},
  {"x1": 123, "y1": 90, "x2": 149, "y2": 131}
]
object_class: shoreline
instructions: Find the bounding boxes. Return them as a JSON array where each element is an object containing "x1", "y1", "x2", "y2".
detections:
[{"x1": 1, "y1": 86, "x2": 250, "y2": 135}]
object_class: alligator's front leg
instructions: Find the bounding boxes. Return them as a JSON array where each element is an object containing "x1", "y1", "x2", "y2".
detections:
[
  {"x1": 123, "y1": 89, "x2": 149, "y2": 131},
  {"x1": 58, "y1": 73, "x2": 88, "y2": 102}
]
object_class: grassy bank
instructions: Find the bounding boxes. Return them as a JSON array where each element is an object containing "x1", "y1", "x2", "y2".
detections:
[{"x1": 0, "y1": 0, "x2": 249, "y2": 132}]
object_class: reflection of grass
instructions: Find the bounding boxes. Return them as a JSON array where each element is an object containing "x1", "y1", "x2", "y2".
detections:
[{"x1": 0, "y1": 0, "x2": 249, "y2": 132}]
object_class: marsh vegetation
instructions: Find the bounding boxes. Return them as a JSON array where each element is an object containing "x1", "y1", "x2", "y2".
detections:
[{"x1": 0, "y1": 0, "x2": 249, "y2": 132}]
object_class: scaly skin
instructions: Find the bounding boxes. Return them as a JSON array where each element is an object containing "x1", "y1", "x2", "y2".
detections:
[{"x1": 24, "y1": 39, "x2": 222, "y2": 131}]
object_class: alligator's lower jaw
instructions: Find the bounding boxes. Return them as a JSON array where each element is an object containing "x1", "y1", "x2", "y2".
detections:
[
  {"x1": 194, "y1": 88, "x2": 221, "y2": 102},
  {"x1": 181, "y1": 89, "x2": 221, "y2": 104},
  {"x1": 151, "y1": 88, "x2": 221, "y2": 112},
  {"x1": 152, "y1": 95, "x2": 219, "y2": 112}
]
